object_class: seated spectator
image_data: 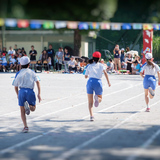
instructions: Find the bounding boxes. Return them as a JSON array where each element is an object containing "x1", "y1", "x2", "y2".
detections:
[
  {"x1": 48, "y1": 57, "x2": 52, "y2": 70},
  {"x1": 0, "y1": 54, "x2": 2, "y2": 72},
  {"x1": 121, "y1": 61, "x2": 127, "y2": 70},
  {"x1": 8, "y1": 46, "x2": 15, "y2": 59},
  {"x1": 9, "y1": 54, "x2": 16, "y2": 71},
  {"x1": 107, "y1": 59, "x2": 114, "y2": 72},
  {"x1": 75, "y1": 58, "x2": 81, "y2": 73},
  {"x1": 134, "y1": 56, "x2": 142, "y2": 66},
  {"x1": 68, "y1": 56, "x2": 77, "y2": 73},
  {"x1": 100, "y1": 59, "x2": 107, "y2": 70},
  {"x1": 41, "y1": 50, "x2": 48, "y2": 71},
  {"x1": 2, "y1": 53, "x2": 8, "y2": 72},
  {"x1": 16, "y1": 54, "x2": 22, "y2": 71},
  {"x1": 131, "y1": 60, "x2": 141, "y2": 75}
]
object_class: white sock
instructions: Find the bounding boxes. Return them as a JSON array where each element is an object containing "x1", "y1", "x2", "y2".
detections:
[{"x1": 147, "y1": 105, "x2": 150, "y2": 108}]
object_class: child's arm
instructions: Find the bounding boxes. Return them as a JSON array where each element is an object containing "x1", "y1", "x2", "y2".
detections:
[
  {"x1": 14, "y1": 86, "x2": 18, "y2": 98},
  {"x1": 36, "y1": 81, "x2": 41, "y2": 103},
  {"x1": 103, "y1": 70, "x2": 111, "y2": 87}
]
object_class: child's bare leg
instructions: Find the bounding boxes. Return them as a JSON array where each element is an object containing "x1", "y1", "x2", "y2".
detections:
[
  {"x1": 88, "y1": 94, "x2": 93, "y2": 117},
  {"x1": 20, "y1": 106, "x2": 28, "y2": 127},
  {"x1": 98, "y1": 95, "x2": 102, "y2": 103},
  {"x1": 10, "y1": 64, "x2": 13, "y2": 69}
]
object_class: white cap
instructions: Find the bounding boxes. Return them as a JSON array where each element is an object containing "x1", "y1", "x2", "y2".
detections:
[
  {"x1": 20, "y1": 56, "x2": 30, "y2": 65},
  {"x1": 145, "y1": 53, "x2": 152, "y2": 60},
  {"x1": 121, "y1": 48, "x2": 125, "y2": 51}
]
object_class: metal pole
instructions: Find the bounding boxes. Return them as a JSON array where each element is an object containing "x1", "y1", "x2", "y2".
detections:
[{"x1": 2, "y1": 25, "x2": 5, "y2": 47}]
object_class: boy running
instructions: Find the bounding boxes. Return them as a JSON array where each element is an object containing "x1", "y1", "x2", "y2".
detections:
[
  {"x1": 13, "y1": 56, "x2": 41, "y2": 133},
  {"x1": 85, "y1": 51, "x2": 111, "y2": 121}
]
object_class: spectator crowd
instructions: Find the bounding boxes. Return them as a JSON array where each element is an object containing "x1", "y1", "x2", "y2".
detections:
[
  {"x1": 105, "y1": 44, "x2": 142, "y2": 75},
  {"x1": 0, "y1": 44, "x2": 88, "y2": 73},
  {"x1": 0, "y1": 43, "x2": 143, "y2": 75}
]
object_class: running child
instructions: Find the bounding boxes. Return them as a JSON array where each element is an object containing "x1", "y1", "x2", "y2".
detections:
[
  {"x1": 12, "y1": 56, "x2": 41, "y2": 133},
  {"x1": 85, "y1": 51, "x2": 111, "y2": 121},
  {"x1": 140, "y1": 53, "x2": 160, "y2": 112}
]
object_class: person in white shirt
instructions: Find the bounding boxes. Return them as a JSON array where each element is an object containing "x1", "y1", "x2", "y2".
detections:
[
  {"x1": 68, "y1": 56, "x2": 77, "y2": 73},
  {"x1": 85, "y1": 51, "x2": 111, "y2": 121},
  {"x1": 9, "y1": 54, "x2": 16, "y2": 71},
  {"x1": 12, "y1": 56, "x2": 41, "y2": 133},
  {"x1": 8, "y1": 46, "x2": 15, "y2": 59},
  {"x1": 140, "y1": 53, "x2": 160, "y2": 112}
]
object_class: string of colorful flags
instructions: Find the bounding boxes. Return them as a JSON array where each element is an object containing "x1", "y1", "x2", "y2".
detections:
[{"x1": 0, "y1": 18, "x2": 159, "y2": 30}]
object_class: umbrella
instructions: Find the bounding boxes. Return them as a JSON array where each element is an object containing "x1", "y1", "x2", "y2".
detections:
[{"x1": 126, "y1": 50, "x2": 139, "y2": 57}]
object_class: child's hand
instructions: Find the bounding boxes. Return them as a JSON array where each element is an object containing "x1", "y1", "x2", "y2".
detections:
[
  {"x1": 108, "y1": 82, "x2": 111, "y2": 87},
  {"x1": 37, "y1": 94, "x2": 42, "y2": 103},
  {"x1": 158, "y1": 81, "x2": 160, "y2": 86}
]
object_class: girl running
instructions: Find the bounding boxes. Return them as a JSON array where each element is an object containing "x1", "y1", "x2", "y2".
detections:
[
  {"x1": 140, "y1": 53, "x2": 160, "y2": 112},
  {"x1": 85, "y1": 51, "x2": 111, "y2": 121}
]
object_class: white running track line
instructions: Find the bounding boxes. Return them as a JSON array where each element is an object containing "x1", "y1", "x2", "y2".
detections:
[
  {"x1": 82, "y1": 92, "x2": 144, "y2": 120},
  {"x1": 0, "y1": 127, "x2": 59, "y2": 155},
  {"x1": 127, "y1": 128, "x2": 160, "y2": 160},
  {"x1": 0, "y1": 100, "x2": 159, "y2": 156},
  {"x1": 0, "y1": 83, "x2": 141, "y2": 131},
  {"x1": 0, "y1": 81, "x2": 123, "y2": 117},
  {"x1": 54, "y1": 100, "x2": 160, "y2": 160}
]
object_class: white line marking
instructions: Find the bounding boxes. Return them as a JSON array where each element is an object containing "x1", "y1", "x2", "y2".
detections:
[
  {"x1": 0, "y1": 128, "x2": 59, "y2": 155},
  {"x1": 54, "y1": 101, "x2": 160, "y2": 160},
  {"x1": 127, "y1": 128, "x2": 160, "y2": 160},
  {"x1": 0, "y1": 82, "x2": 141, "y2": 131},
  {"x1": 0, "y1": 81, "x2": 123, "y2": 117},
  {"x1": 1, "y1": 100, "x2": 159, "y2": 157}
]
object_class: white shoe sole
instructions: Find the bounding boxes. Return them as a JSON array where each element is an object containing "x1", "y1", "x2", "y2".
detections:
[{"x1": 24, "y1": 101, "x2": 30, "y2": 115}]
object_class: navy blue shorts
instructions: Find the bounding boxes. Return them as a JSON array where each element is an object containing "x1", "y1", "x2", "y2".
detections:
[
  {"x1": 143, "y1": 75, "x2": 156, "y2": 90},
  {"x1": 86, "y1": 78, "x2": 103, "y2": 95},
  {"x1": 18, "y1": 88, "x2": 36, "y2": 106}
]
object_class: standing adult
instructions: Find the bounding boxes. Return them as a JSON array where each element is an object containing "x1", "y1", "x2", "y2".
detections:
[
  {"x1": 55, "y1": 47, "x2": 64, "y2": 71},
  {"x1": 14, "y1": 44, "x2": 18, "y2": 53},
  {"x1": 29, "y1": 45, "x2": 37, "y2": 71},
  {"x1": 21, "y1": 47, "x2": 27, "y2": 56},
  {"x1": 63, "y1": 48, "x2": 70, "y2": 73},
  {"x1": 2, "y1": 47, "x2": 8, "y2": 56},
  {"x1": 113, "y1": 44, "x2": 121, "y2": 71},
  {"x1": 120, "y1": 48, "x2": 125, "y2": 62},
  {"x1": 47, "y1": 44, "x2": 55, "y2": 70}
]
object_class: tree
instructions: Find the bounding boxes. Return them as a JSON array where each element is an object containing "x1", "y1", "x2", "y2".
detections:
[{"x1": 0, "y1": 0, "x2": 118, "y2": 56}]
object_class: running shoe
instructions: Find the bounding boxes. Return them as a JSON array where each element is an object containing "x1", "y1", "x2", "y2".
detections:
[
  {"x1": 146, "y1": 108, "x2": 150, "y2": 112},
  {"x1": 22, "y1": 127, "x2": 29, "y2": 133},
  {"x1": 24, "y1": 101, "x2": 30, "y2": 115},
  {"x1": 148, "y1": 87, "x2": 155, "y2": 96},
  {"x1": 90, "y1": 116, "x2": 95, "y2": 121},
  {"x1": 94, "y1": 95, "x2": 99, "y2": 107}
]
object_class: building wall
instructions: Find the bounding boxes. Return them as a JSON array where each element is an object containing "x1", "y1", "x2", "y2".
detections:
[{"x1": 1, "y1": 30, "x2": 96, "y2": 58}]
